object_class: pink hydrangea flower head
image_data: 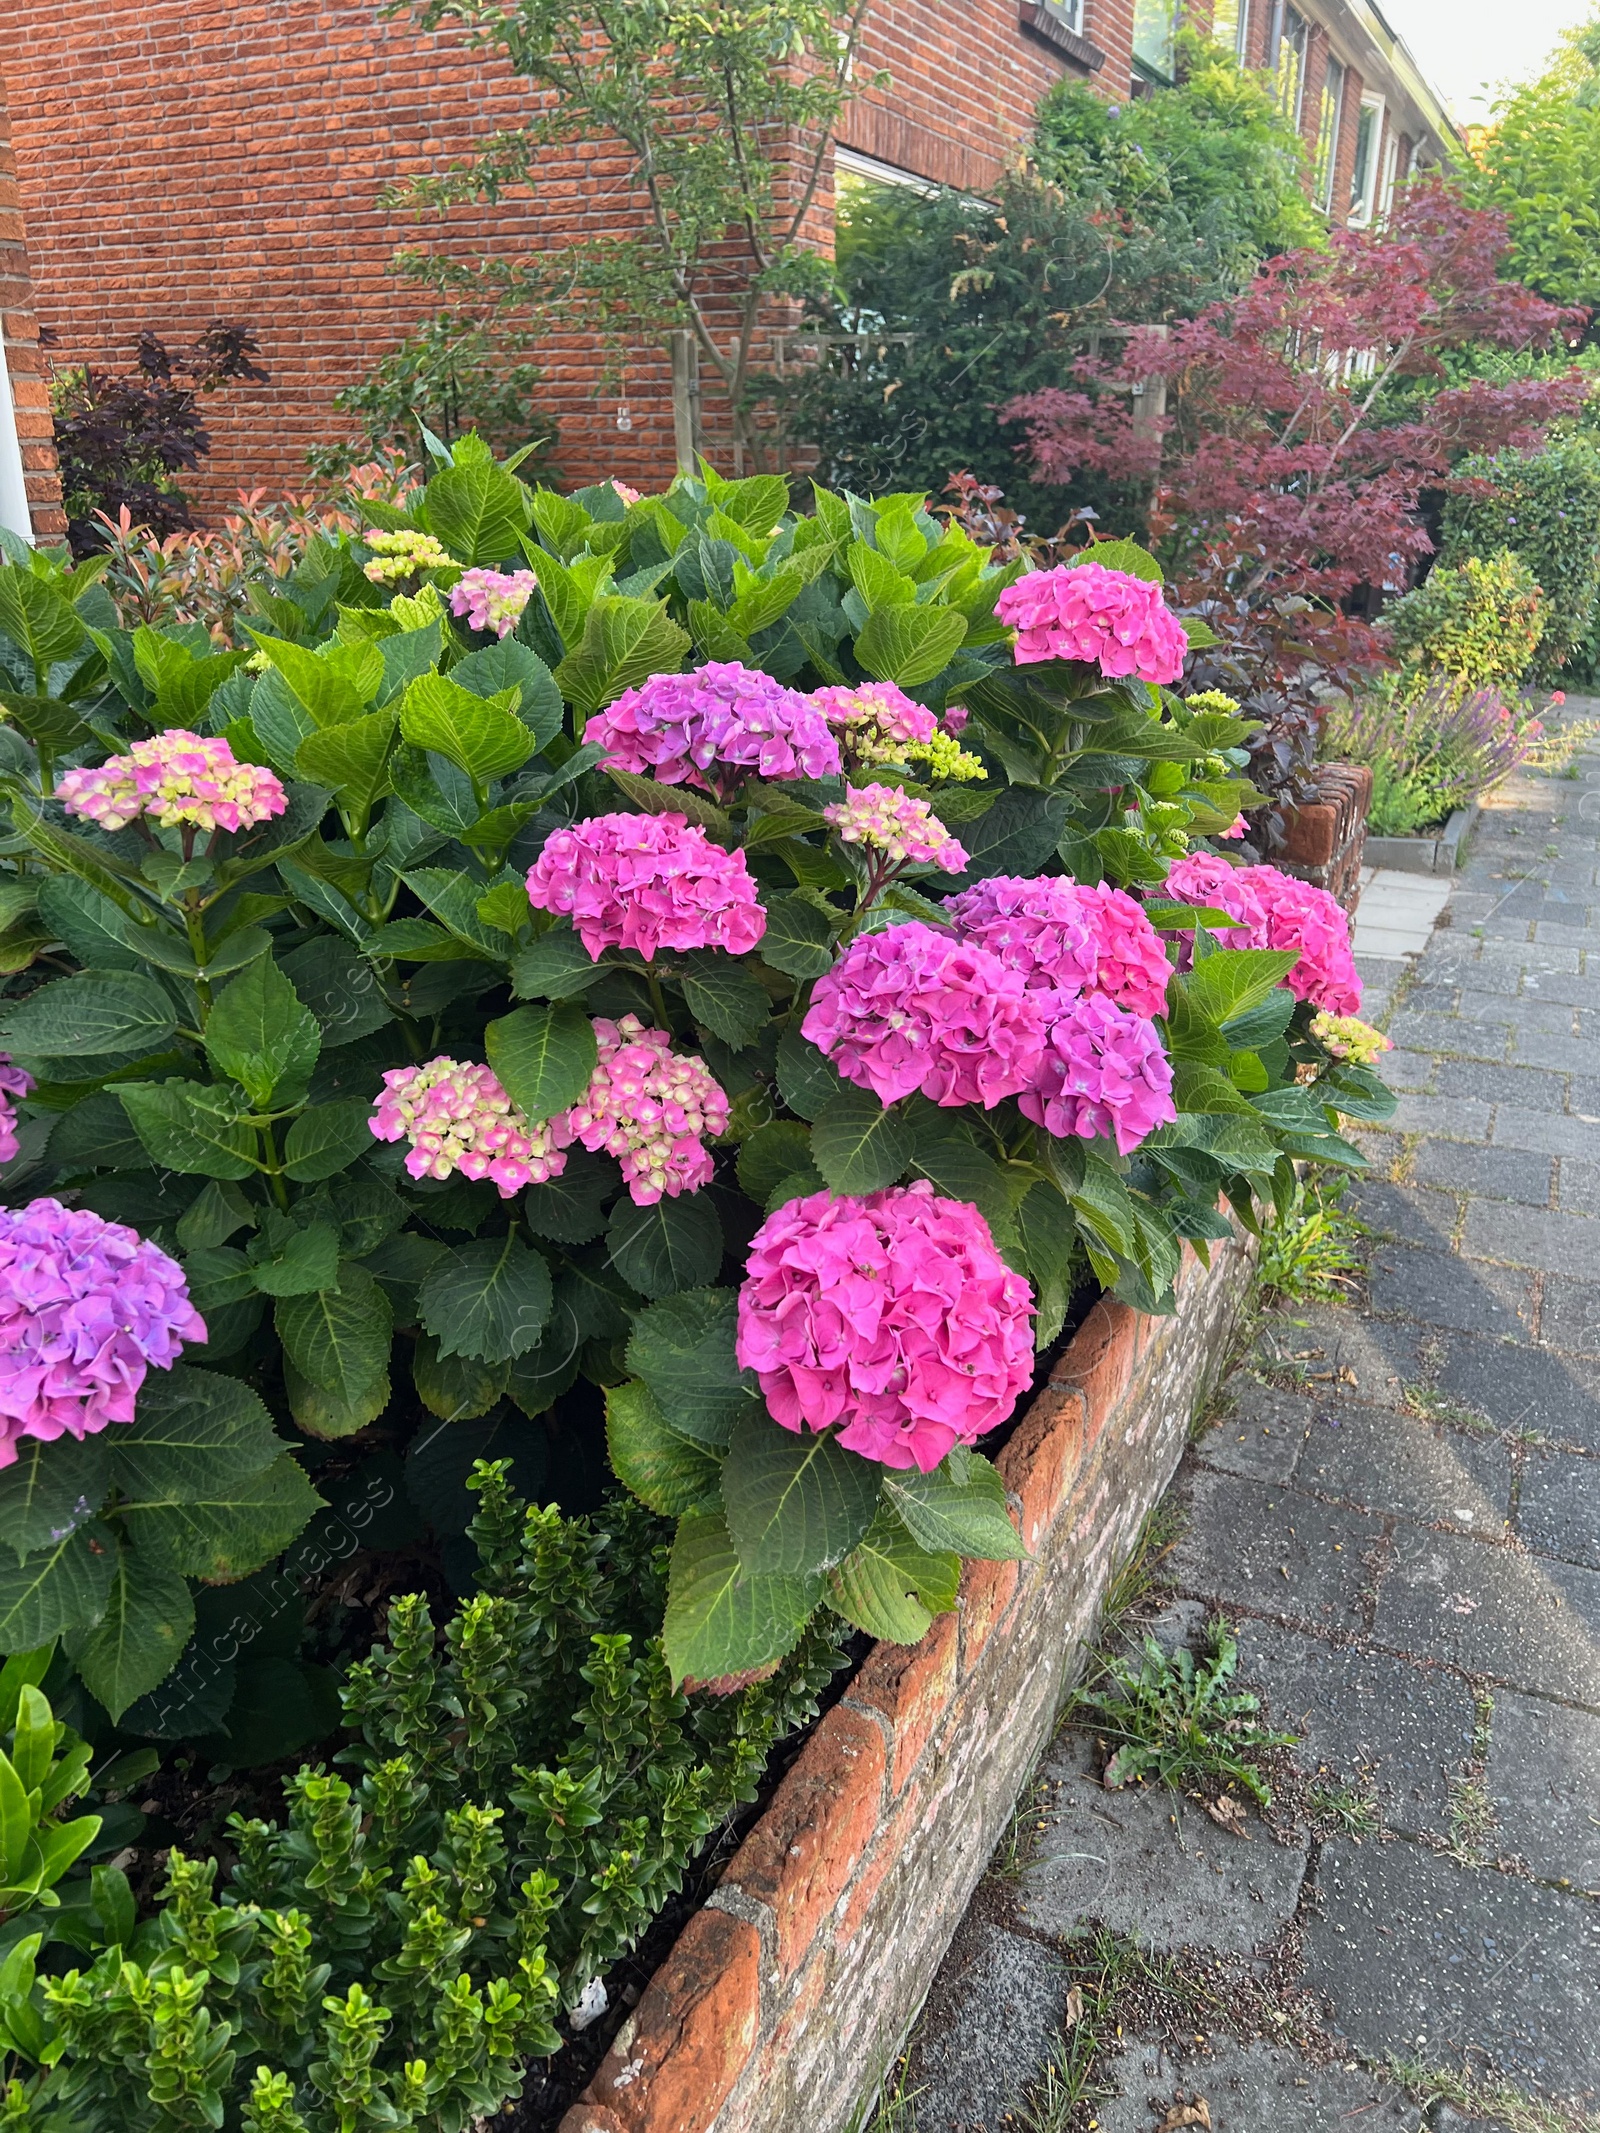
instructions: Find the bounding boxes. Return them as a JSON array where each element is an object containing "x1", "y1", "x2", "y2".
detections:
[
  {"x1": 1018, "y1": 993, "x2": 1177, "y2": 1156},
  {"x1": 566, "y1": 1013, "x2": 730, "y2": 1204},
  {"x1": 1161, "y1": 852, "x2": 1271, "y2": 947},
  {"x1": 1247, "y1": 865, "x2": 1363, "y2": 1015},
  {"x1": 60, "y1": 732, "x2": 287, "y2": 837},
  {"x1": 449, "y1": 567, "x2": 537, "y2": 639},
  {"x1": 525, "y1": 812, "x2": 767, "y2": 963},
  {"x1": 823, "y1": 784, "x2": 969, "y2": 872},
  {"x1": 586, "y1": 663, "x2": 841, "y2": 798},
  {"x1": 0, "y1": 1055, "x2": 33, "y2": 1168},
  {"x1": 0, "y1": 1197, "x2": 206, "y2": 1467},
  {"x1": 611, "y1": 479, "x2": 642, "y2": 506},
  {"x1": 801, "y1": 922, "x2": 1045, "y2": 1110},
  {"x1": 945, "y1": 875, "x2": 1171, "y2": 1019},
  {"x1": 368, "y1": 1056, "x2": 572, "y2": 1196},
  {"x1": 735, "y1": 1181, "x2": 1035, "y2": 1472},
  {"x1": 995, "y1": 563, "x2": 1190, "y2": 684},
  {"x1": 1220, "y1": 814, "x2": 1249, "y2": 839},
  {"x1": 811, "y1": 680, "x2": 936, "y2": 771}
]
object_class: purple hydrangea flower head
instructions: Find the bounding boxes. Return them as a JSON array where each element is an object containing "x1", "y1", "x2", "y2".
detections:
[
  {"x1": 802, "y1": 922, "x2": 1047, "y2": 1111},
  {"x1": 995, "y1": 563, "x2": 1189, "y2": 684},
  {"x1": 449, "y1": 567, "x2": 537, "y2": 638},
  {"x1": 0, "y1": 1055, "x2": 35, "y2": 1167},
  {"x1": 369, "y1": 1056, "x2": 572, "y2": 1196},
  {"x1": 0, "y1": 1198, "x2": 206, "y2": 1466},
  {"x1": 586, "y1": 662, "x2": 841, "y2": 798},
  {"x1": 525, "y1": 811, "x2": 767, "y2": 963},
  {"x1": 945, "y1": 875, "x2": 1170, "y2": 1019},
  {"x1": 735, "y1": 1181, "x2": 1035, "y2": 1472},
  {"x1": 1018, "y1": 993, "x2": 1176, "y2": 1155},
  {"x1": 567, "y1": 1013, "x2": 730, "y2": 1204}
]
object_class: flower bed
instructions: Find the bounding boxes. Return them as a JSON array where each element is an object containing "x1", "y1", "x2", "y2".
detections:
[
  {"x1": 0, "y1": 449, "x2": 1393, "y2": 2130},
  {"x1": 558, "y1": 1234, "x2": 1256, "y2": 2133}
]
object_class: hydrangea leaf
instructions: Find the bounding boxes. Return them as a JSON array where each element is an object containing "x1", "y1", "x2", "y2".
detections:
[
  {"x1": 755, "y1": 894, "x2": 836, "y2": 980},
  {"x1": 204, "y1": 953, "x2": 322, "y2": 1108},
  {"x1": 412, "y1": 1334, "x2": 509, "y2": 1423},
  {"x1": 120, "y1": 1452, "x2": 323, "y2": 1583},
  {"x1": 606, "y1": 1380, "x2": 724, "y2": 1517},
  {"x1": 418, "y1": 1233, "x2": 553, "y2": 1365},
  {"x1": 722, "y1": 1408, "x2": 882, "y2": 1578},
  {"x1": 606, "y1": 1193, "x2": 724, "y2": 1300},
  {"x1": 71, "y1": 1550, "x2": 195, "y2": 1722},
  {"x1": 811, "y1": 1087, "x2": 912, "y2": 1194},
  {"x1": 624, "y1": 1287, "x2": 753, "y2": 1445},
  {"x1": 678, "y1": 952, "x2": 770, "y2": 1047},
  {"x1": 882, "y1": 1452, "x2": 1024, "y2": 1561},
  {"x1": 521, "y1": 1148, "x2": 615, "y2": 1245},
  {"x1": 0, "y1": 1525, "x2": 118, "y2": 1652},
  {"x1": 276, "y1": 1265, "x2": 393, "y2": 1403},
  {"x1": 485, "y1": 1002, "x2": 598, "y2": 1125},
  {"x1": 825, "y1": 1509, "x2": 961, "y2": 1645},
  {"x1": 0, "y1": 973, "x2": 178, "y2": 1058},
  {"x1": 282, "y1": 1101, "x2": 375, "y2": 1182},
  {"x1": 0, "y1": 1433, "x2": 111, "y2": 1565},
  {"x1": 662, "y1": 1510, "x2": 821, "y2": 1687},
  {"x1": 116, "y1": 1082, "x2": 259, "y2": 1181}
]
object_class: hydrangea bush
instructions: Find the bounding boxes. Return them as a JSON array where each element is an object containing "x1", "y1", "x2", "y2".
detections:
[{"x1": 0, "y1": 442, "x2": 1391, "y2": 1725}]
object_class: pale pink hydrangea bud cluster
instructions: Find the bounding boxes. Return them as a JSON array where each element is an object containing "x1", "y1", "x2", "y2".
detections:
[
  {"x1": 944, "y1": 875, "x2": 1170, "y2": 1020},
  {"x1": 823, "y1": 784, "x2": 969, "y2": 873},
  {"x1": 1310, "y1": 1012, "x2": 1391, "y2": 1067},
  {"x1": 57, "y1": 732, "x2": 288, "y2": 836},
  {"x1": 526, "y1": 812, "x2": 766, "y2": 963},
  {"x1": 362, "y1": 528, "x2": 453, "y2": 583},
  {"x1": 587, "y1": 663, "x2": 841, "y2": 798},
  {"x1": 735, "y1": 1181, "x2": 1034, "y2": 1472},
  {"x1": 449, "y1": 567, "x2": 537, "y2": 638},
  {"x1": 0, "y1": 1055, "x2": 34, "y2": 1167},
  {"x1": 996, "y1": 562, "x2": 1190, "y2": 684},
  {"x1": 369, "y1": 1057, "x2": 573, "y2": 1197},
  {"x1": 802, "y1": 922, "x2": 1045, "y2": 1111},
  {"x1": 1163, "y1": 855, "x2": 1362, "y2": 1015},
  {"x1": 567, "y1": 1014, "x2": 731, "y2": 1204},
  {"x1": 1017, "y1": 993, "x2": 1176, "y2": 1156},
  {"x1": 812, "y1": 679, "x2": 934, "y2": 763},
  {"x1": 611, "y1": 479, "x2": 642, "y2": 506},
  {"x1": 0, "y1": 1198, "x2": 206, "y2": 1467}
]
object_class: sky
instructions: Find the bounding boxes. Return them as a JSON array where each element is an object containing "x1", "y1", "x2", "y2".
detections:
[{"x1": 1377, "y1": 0, "x2": 1590, "y2": 122}]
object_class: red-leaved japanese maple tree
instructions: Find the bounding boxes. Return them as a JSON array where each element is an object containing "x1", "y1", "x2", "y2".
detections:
[{"x1": 1001, "y1": 180, "x2": 1588, "y2": 819}]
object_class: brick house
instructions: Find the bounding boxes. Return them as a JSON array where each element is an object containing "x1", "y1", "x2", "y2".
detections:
[
  {"x1": 0, "y1": 63, "x2": 63, "y2": 542},
  {"x1": 4, "y1": 0, "x2": 1452, "y2": 509}
]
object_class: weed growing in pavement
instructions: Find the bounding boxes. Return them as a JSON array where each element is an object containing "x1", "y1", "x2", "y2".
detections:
[
  {"x1": 1402, "y1": 1382, "x2": 1496, "y2": 1434},
  {"x1": 1066, "y1": 1618, "x2": 1297, "y2": 1807},
  {"x1": 1305, "y1": 1778, "x2": 1381, "y2": 1840},
  {"x1": 1257, "y1": 1174, "x2": 1368, "y2": 1303},
  {"x1": 1098, "y1": 1496, "x2": 1189, "y2": 1638},
  {"x1": 1383, "y1": 2055, "x2": 1596, "y2": 2133},
  {"x1": 859, "y1": 2052, "x2": 922, "y2": 2133}
]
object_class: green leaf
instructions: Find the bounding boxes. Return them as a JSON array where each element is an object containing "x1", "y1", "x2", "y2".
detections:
[
  {"x1": 204, "y1": 954, "x2": 321, "y2": 1107},
  {"x1": 282, "y1": 1101, "x2": 376, "y2": 1182},
  {"x1": 484, "y1": 1001, "x2": 598, "y2": 1125},
  {"x1": 758, "y1": 894, "x2": 836, "y2": 980},
  {"x1": 723, "y1": 1408, "x2": 881, "y2": 1577},
  {"x1": 0, "y1": 567, "x2": 87, "y2": 668},
  {"x1": 606, "y1": 1193, "x2": 723, "y2": 1299},
  {"x1": 555, "y1": 595, "x2": 691, "y2": 721},
  {"x1": 106, "y1": 1364, "x2": 283, "y2": 1496},
  {"x1": 736, "y1": 1121, "x2": 815, "y2": 1207},
  {"x1": 418, "y1": 1233, "x2": 553, "y2": 1364},
  {"x1": 121, "y1": 1453, "x2": 322, "y2": 1583},
  {"x1": 278, "y1": 936, "x2": 393, "y2": 1048},
  {"x1": 244, "y1": 1216, "x2": 341, "y2": 1298},
  {"x1": 400, "y1": 672, "x2": 536, "y2": 785},
  {"x1": 1068, "y1": 537, "x2": 1164, "y2": 583},
  {"x1": 47, "y1": 1092, "x2": 151, "y2": 1178},
  {"x1": 662, "y1": 1510, "x2": 820, "y2": 1687},
  {"x1": 604, "y1": 766, "x2": 731, "y2": 835},
  {"x1": 0, "y1": 1527, "x2": 118, "y2": 1652},
  {"x1": 247, "y1": 633, "x2": 381, "y2": 725},
  {"x1": 812, "y1": 1087, "x2": 912, "y2": 1194},
  {"x1": 625, "y1": 1287, "x2": 752, "y2": 1446},
  {"x1": 606, "y1": 1380, "x2": 723, "y2": 1516},
  {"x1": 0, "y1": 974, "x2": 176, "y2": 1058},
  {"x1": 295, "y1": 710, "x2": 398, "y2": 819},
  {"x1": 424, "y1": 438, "x2": 534, "y2": 564},
  {"x1": 452, "y1": 641, "x2": 564, "y2": 749},
  {"x1": 855, "y1": 604, "x2": 969, "y2": 689},
  {"x1": 945, "y1": 788, "x2": 1069, "y2": 890},
  {"x1": 521, "y1": 1148, "x2": 615, "y2": 1244},
  {"x1": 776, "y1": 1024, "x2": 844, "y2": 1121},
  {"x1": 283, "y1": 1359, "x2": 391, "y2": 1441},
  {"x1": 72, "y1": 1553, "x2": 194, "y2": 1722},
  {"x1": 275, "y1": 1265, "x2": 393, "y2": 1402},
  {"x1": 825, "y1": 1509, "x2": 960, "y2": 1644},
  {"x1": 882, "y1": 1453, "x2": 1024, "y2": 1560},
  {"x1": 1175, "y1": 949, "x2": 1300, "y2": 1028},
  {"x1": 116, "y1": 1082, "x2": 259, "y2": 1181},
  {"x1": 509, "y1": 925, "x2": 602, "y2": 1001},
  {"x1": 412, "y1": 1336, "x2": 508, "y2": 1423},
  {"x1": 706, "y1": 472, "x2": 789, "y2": 534},
  {"x1": 905, "y1": 1117, "x2": 1012, "y2": 1231},
  {"x1": 679, "y1": 951, "x2": 770, "y2": 1047},
  {"x1": 0, "y1": 1435, "x2": 110, "y2": 1564}
]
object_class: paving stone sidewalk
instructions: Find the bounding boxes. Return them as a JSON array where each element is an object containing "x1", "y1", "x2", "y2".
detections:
[{"x1": 892, "y1": 722, "x2": 1600, "y2": 2133}]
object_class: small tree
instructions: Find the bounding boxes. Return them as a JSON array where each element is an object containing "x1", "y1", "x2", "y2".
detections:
[
  {"x1": 1467, "y1": 16, "x2": 1600, "y2": 316},
  {"x1": 383, "y1": 0, "x2": 874, "y2": 470}
]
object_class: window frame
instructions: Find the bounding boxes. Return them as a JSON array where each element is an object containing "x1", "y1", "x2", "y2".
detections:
[
  {"x1": 1347, "y1": 92, "x2": 1385, "y2": 227},
  {"x1": 1315, "y1": 53, "x2": 1347, "y2": 213},
  {"x1": 1277, "y1": 5, "x2": 1309, "y2": 130}
]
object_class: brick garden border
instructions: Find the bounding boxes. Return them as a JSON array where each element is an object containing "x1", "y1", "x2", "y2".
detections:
[{"x1": 560, "y1": 1227, "x2": 1257, "y2": 2133}]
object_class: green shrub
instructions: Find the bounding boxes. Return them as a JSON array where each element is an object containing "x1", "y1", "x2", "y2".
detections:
[
  {"x1": 1322, "y1": 676, "x2": 1535, "y2": 834},
  {"x1": 1439, "y1": 441, "x2": 1600, "y2": 679},
  {"x1": 0, "y1": 1464, "x2": 847, "y2": 2131},
  {"x1": 1383, "y1": 551, "x2": 1546, "y2": 695}
]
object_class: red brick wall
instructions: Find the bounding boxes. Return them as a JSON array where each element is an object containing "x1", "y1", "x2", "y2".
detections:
[
  {"x1": 0, "y1": 62, "x2": 64, "y2": 539},
  {"x1": 4, "y1": 1, "x2": 1096, "y2": 515}
]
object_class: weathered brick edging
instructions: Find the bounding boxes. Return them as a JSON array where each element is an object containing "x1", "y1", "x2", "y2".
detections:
[{"x1": 562, "y1": 1231, "x2": 1256, "y2": 2133}]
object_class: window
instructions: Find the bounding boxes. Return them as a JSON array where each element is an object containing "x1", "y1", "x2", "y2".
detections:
[
  {"x1": 1210, "y1": 0, "x2": 1250, "y2": 59},
  {"x1": 0, "y1": 337, "x2": 30, "y2": 544},
  {"x1": 1132, "y1": 0, "x2": 1176, "y2": 81},
  {"x1": 1348, "y1": 94, "x2": 1383, "y2": 224},
  {"x1": 1277, "y1": 6, "x2": 1308, "y2": 128},
  {"x1": 1315, "y1": 55, "x2": 1346, "y2": 211},
  {"x1": 1377, "y1": 124, "x2": 1401, "y2": 218},
  {"x1": 1034, "y1": 0, "x2": 1085, "y2": 31}
]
